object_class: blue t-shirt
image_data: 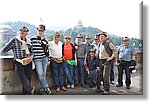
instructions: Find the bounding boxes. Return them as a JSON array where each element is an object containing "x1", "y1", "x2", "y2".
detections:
[
  {"x1": 86, "y1": 56, "x2": 99, "y2": 71},
  {"x1": 118, "y1": 45, "x2": 136, "y2": 61}
]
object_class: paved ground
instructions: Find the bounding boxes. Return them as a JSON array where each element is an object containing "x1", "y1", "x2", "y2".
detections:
[{"x1": 35, "y1": 69, "x2": 143, "y2": 95}]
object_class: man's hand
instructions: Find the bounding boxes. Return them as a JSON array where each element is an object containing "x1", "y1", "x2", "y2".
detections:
[
  {"x1": 84, "y1": 60, "x2": 87, "y2": 66},
  {"x1": 28, "y1": 55, "x2": 33, "y2": 62},
  {"x1": 107, "y1": 57, "x2": 113, "y2": 62},
  {"x1": 74, "y1": 60, "x2": 77, "y2": 66},
  {"x1": 48, "y1": 61, "x2": 51, "y2": 66}
]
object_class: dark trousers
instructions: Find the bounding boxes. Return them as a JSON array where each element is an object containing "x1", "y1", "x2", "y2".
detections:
[
  {"x1": 110, "y1": 63, "x2": 114, "y2": 81},
  {"x1": 13, "y1": 60, "x2": 33, "y2": 94},
  {"x1": 118, "y1": 61, "x2": 131, "y2": 86},
  {"x1": 99, "y1": 59, "x2": 111, "y2": 91},
  {"x1": 51, "y1": 59, "x2": 64, "y2": 88}
]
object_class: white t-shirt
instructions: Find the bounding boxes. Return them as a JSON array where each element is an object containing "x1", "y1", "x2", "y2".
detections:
[{"x1": 49, "y1": 41, "x2": 63, "y2": 58}]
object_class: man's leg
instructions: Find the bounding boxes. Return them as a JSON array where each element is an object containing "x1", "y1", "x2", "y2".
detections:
[
  {"x1": 78, "y1": 58, "x2": 85, "y2": 87},
  {"x1": 124, "y1": 62, "x2": 131, "y2": 88},
  {"x1": 14, "y1": 61, "x2": 33, "y2": 94},
  {"x1": 117, "y1": 64, "x2": 124, "y2": 86}
]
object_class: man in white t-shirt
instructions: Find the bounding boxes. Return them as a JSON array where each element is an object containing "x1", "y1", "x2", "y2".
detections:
[{"x1": 49, "y1": 32, "x2": 67, "y2": 92}]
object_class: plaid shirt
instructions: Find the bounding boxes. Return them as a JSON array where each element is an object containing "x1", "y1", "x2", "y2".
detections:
[{"x1": 0, "y1": 37, "x2": 30, "y2": 59}]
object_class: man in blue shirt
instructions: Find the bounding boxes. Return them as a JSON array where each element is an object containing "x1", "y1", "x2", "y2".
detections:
[{"x1": 116, "y1": 37, "x2": 136, "y2": 89}]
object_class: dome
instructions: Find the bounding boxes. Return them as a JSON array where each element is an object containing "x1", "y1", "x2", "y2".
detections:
[{"x1": 0, "y1": 25, "x2": 13, "y2": 31}]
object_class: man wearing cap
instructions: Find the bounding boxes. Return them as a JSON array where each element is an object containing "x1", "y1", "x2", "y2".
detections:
[
  {"x1": 116, "y1": 37, "x2": 136, "y2": 89},
  {"x1": 49, "y1": 32, "x2": 67, "y2": 92},
  {"x1": 92, "y1": 35, "x2": 100, "y2": 57},
  {"x1": 30, "y1": 24, "x2": 51, "y2": 95},
  {"x1": 0, "y1": 26, "x2": 34, "y2": 95},
  {"x1": 98, "y1": 32, "x2": 117, "y2": 94},
  {"x1": 62, "y1": 35, "x2": 77, "y2": 89},
  {"x1": 85, "y1": 48, "x2": 100, "y2": 90},
  {"x1": 74, "y1": 33, "x2": 87, "y2": 88}
]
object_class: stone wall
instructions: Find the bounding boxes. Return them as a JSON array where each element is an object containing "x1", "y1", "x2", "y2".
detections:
[{"x1": 0, "y1": 51, "x2": 143, "y2": 94}]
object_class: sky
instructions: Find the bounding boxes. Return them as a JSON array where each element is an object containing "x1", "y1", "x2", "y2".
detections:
[{"x1": 0, "y1": 0, "x2": 142, "y2": 39}]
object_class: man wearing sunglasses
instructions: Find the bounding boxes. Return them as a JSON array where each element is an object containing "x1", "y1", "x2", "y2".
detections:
[{"x1": 0, "y1": 26, "x2": 34, "y2": 95}]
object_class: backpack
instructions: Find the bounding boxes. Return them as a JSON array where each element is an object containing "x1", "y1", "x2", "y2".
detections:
[{"x1": 99, "y1": 41, "x2": 115, "y2": 62}]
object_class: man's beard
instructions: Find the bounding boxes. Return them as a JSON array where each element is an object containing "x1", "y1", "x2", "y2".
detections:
[{"x1": 77, "y1": 40, "x2": 82, "y2": 45}]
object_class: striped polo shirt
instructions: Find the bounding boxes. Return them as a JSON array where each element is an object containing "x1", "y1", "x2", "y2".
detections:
[{"x1": 30, "y1": 36, "x2": 49, "y2": 59}]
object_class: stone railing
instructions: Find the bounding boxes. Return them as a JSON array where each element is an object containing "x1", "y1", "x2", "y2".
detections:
[{"x1": 0, "y1": 51, "x2": 143, "y2": 94}]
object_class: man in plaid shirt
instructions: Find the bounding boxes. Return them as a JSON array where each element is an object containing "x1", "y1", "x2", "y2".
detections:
[{"x1": 0, "y1": 26, "x2": 35, "y2": 95}]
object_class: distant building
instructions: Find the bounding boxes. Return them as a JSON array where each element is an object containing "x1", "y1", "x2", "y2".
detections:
[
  {"x1": 74, "y1": 20, "x2": 83, "y2": 29},
  {"x1": 0, "y1": 25, "x2": 17, "y2": 43},
  {"x1": 0, "y1": 25, "x2": 17, "y2": 56}
]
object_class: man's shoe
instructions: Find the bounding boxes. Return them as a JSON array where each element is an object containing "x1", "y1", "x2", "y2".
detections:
[
  {"x1": 110, "y1": 81, "x2": 115, "y2": 84},
  {"x1": 126, "y1": 86, "x2": 130, "y2": 89},
  {"x1": 116, "y1": 84, "x2": 123, "y2": 87},
  {"x1": 70, "y1": 84, "x2": 75, "y2": 89},
  {"x1": 67, "y1": 84, "x2": 71, "y2": 88},
  {"x1": 103, "y1": 91, "x2": 109, "y2": 95},
  {"x1": 30, "y1": 87, "x2": 35, "y2": 95},
  {"x1": 40, "y1": 88, "x2": 46, "y2": 95},
  {"x1": 96, "y1": 88, "x2": 104, "y2": 93},
  {"x1": 45, "y1": 88, "x2": 52, "y2": 95},
  {"x1": 56, "y1": 88, "x2": 60, "y2": 92},
  {"x1": 81, "y1": 84, "x2": 86, "y2": 88},
  {"x1": 61, "y1": 87, "x2": 67, "y2": 91}
]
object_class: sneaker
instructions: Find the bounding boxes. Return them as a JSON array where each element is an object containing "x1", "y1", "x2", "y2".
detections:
[
  {"x1": 81, "y1": 84, "x2": 86, "y2": 88},
  {"x1": 67, "y1": 84, "x2": 71, "y2": 88},
  {"x1": 110, "y1": 81, "x2": 115, "y2": 84},
  {"x1": 70, "y1": 84, "x2": 75, "y2": 89},
  {"x1": 103, "y1": 91, "x2": 109, "y2": 95},
  {"x1": 45, "y1": 88, "x2": 52, "y2": 95},
  {"x1": 116, "y1": 84, "x2": 123, "y2": 87},
  {"x1": 40, "y1": 88, "x2": 46, "y2": 95},
  {"x1": 126, "y1": 86, "x2": 130, "y2": 89}
]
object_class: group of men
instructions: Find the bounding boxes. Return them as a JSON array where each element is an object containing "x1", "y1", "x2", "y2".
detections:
[{"x1": 0, "y1": 24, "x2": 136, "y2": 95}]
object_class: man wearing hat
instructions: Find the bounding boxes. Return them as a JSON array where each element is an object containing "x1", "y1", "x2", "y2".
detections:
[
  {"x1": 85, "y1": 48, "x2": 102, "y2": 92},
  {"x1": 92, "y1": 35, "x2": 100, "y2": 57},
  {"x1": 0, "y1": 26, "x2": 35, "y2": 95},
  {"x1": 74, "y1": 33, "x2": 87, "y2": 88},
  {"x1": 98, "y1": 32, "x2": 117, "y2": 94},
  {"x1": 49, "y1": 32, "x2": 67, "y2": 92},
  {"x1": 31, "y1": 24, "x2": 51, "y2": 95},
  {"x1": 116, "y1": 37, "x2": 136, "y2": 89},
  {"x1": 62, "y1": 35, "x2": 77, "y2": 89}
]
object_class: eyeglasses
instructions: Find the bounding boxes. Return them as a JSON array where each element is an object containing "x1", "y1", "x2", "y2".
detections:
[
  {"x1": 39, "y1": 30, "x2": 44, "y2": 32},
  {"x1": 21, "y1": 30, "x2": 27, "y2": 32},
  {"x1": 65, "y1": 38, "x2": 70, "y2": 40}
]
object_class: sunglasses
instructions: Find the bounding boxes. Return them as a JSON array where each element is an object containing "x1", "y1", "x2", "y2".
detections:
[
  {"x1": 65, "y1": 38, "x2": 70, "y2": 39},
  {"x1": 39, "y1": 30, "x2": 44, "y2": 32}
]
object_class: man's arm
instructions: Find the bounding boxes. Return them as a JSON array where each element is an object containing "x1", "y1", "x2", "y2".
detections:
[{"x1": 0, "y1": 38, "x2": 15, "y2": 55}]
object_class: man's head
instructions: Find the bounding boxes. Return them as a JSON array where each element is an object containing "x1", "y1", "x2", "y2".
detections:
[
  {"x1": 54, "y1": 32, "x2": 60, "y2": 43},
  {"x1": 99, "y1": 32, "x2": 107, "y2": 42},
  {"x1": 85, "y1": 35, "x2": 91, "y2": 44},
  {"x1": 123, "y1": 37, "x2": 129, "y2": 46},
  {"x1": 89, "y1": 48, "x2": 96, "y2": 57},
  {"x1": 19, "y1": 26, "x2": 29, "y2": 38},
  {"x1": 94, "y1": 35, "x2": 99, "y2": 45},
  {"x1": 64, "y1": 35, "x2": 71, "y2": 44},
  {"x1": 76, "y1": 33, "x2": 83, "y2": 44},
  {"x1": 37, "y1": 24, "x2": 45, "y2": 36}
]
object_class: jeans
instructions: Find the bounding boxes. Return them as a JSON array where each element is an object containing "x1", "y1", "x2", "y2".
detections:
[
  {"x1": 118, "y1": 61, "x2": 131, "y2": 86},
  {"x1": 64, "y1": 62, "x2": 74, "y2": 85},
  {"x1": 51, "y1": 59, "x2": 64, "y2": 88},
  {"x1": 110, "y1": 63, "x2": 114, "y2": 81},
  {"x1": 34, "y1": 57, "x2": 49, "y2": 89},
  {"x1": 13, "y1": 60, "x2": 33, "y2": 94},
  {"x1": 74, "y1": 58, "x2": 85, "y2": 84}
]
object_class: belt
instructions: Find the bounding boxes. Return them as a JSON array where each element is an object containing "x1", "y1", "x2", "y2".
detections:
[{"x1": 15, "y1": 58, "x2": 31, "y2": 65}]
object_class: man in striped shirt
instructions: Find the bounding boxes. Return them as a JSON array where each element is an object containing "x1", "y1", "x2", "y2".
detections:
[
  {"x1": 30, "y1": 24, "x2": 51, "y2": 95},
  {"x1": 0, "y1": 26, "x2": 34, "y2": 95}
]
